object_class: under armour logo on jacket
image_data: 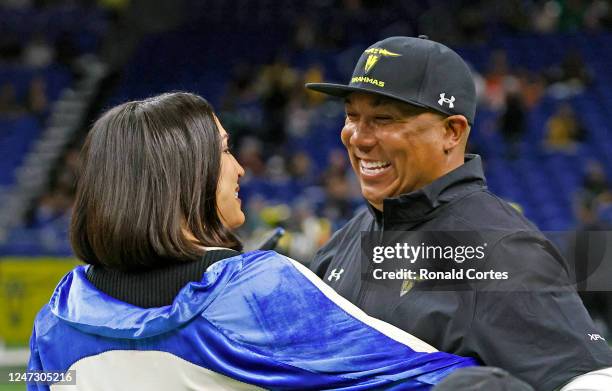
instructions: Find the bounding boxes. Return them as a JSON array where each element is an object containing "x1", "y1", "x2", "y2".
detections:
[
  {"x1": 438, "y1": 93, "x2": 455, "y2": 108},
  {"x1": 589, "y1": 333, "x2": 606, "y2": 341},
  {"x1": 328, "y1": 268, "x2": 344, "y2": 282}
]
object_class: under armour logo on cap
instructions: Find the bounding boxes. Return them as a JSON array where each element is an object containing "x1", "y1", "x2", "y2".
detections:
[{"x1": 438, "y1": 93, "x2": 455, "y2": 108}]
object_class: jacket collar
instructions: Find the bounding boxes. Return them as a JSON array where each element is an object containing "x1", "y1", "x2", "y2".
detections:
[
  {"x1": 367, "y1": 154, "x2": 487, "y2": 225},
  {"x1": 49, "y1": 253, "x2": 244, "y2": 339}
]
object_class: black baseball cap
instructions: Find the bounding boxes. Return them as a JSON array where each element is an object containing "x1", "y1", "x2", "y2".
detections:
[{"x1": 306, "y1": 36, "x2": 477, "y2": 124}]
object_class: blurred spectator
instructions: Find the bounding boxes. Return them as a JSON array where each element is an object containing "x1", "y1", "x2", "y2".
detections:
[
  {"x1": 37, "y1": 189, "x2": 72, "y2": 253},
  {"x1": 288, "y1": 151, "x2": 316, "y2": 188},
  {"x1": 0, "y1": 82, "x2": 25, "y2": 116},
  {"x1": 517, "y1": 70, "x2": 545, "y2": 109},
  {"x1": 240, "y1": 195, "x2": 268, "y2": 238},
  {"x1": 220, "y1": 62, "x2": 262, "y2": 145},
  {"x1": 595, "y1": 191, "x2": 612, "y2": 225},
  {"x1": 457, "y1": 2, "x2": 487, "y2": 41},
  {"x1": 496, "y1": 0, "x2": 532, "y2": 32},
  {"x1": 31, "y1": 190, "x2": 69, "y2": 226},
  {"x1": 546, "y1": 49, "x2": 591, "y2": 98},
  {"x1": 265, "y1": 154, "x2": 290, "y2": 184},
  {"x1": 237, "y1": 137, "x2": 266, "y2": 178},
  {"x1": 322, "y1": 149, "x2": 351, "y2": 182},
  {"x1": 0, "y1": 77, "x2": 49, "y2": 120},
  {"x1": 544, "y1": 103, "x2": 586, "y2": 152},
  {"x1": 584, "y1": 0, "x2": 612, "y2": 29},
  {"x1": 303, "y1": 63, "x2": 326, "y2": 106},
  {"x1": 322, "y1": 173, "x2": 354, "y2": 228},
  {"x1": 471, "y1": 65, "x2": 486, "y2": 105},
  {"x1": 498, "y1": 92, "x2": 526, "y2": 159},
  {"x1": 582, "y1": 161, "x2": 610, "y2": 200},
  {"x1": 557, "y1": 0, "x2": 589, "y2": 32},
  {"x1": 483, "y1": 50, "x2": 519, "y2": 110},
  {"x1": 22, "y1": 34, "x2": 54, "y2": 68},
  {"x1": 319, "y1": 150, "x2": 354, "y2": 226},
  {"x1": 222, "y1": 63, "x2": 257, "y2": 106},
  {"x1": 27, "y1": 76, "x2": 48, "y2": 121},
  {"x1": 55, "y1": 149, "x2": 80, "y2": 194},
  {"x1": 29, "y1": 148, "x2": 79, "y2": 226},
  {"x1": 533, "y1": 0, "x2": 562, "y2": 32},
  {"x1": 285, "y1": 69, "x2": 318, "y2": 138},
  {"x1": 286, "y1": 94, "x2": 314, "y2": 137},
  {"x1": 257, "y1": 56, "x2": 298, "y2": 150},
  {"x1": 284, "y1": 199, "x2": 331, "y2": 263},
  {"x1": 293, "y1": 16, "x2": 317, "y2": 51}
]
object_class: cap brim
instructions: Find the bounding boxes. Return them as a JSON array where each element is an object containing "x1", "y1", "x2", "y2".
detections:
[
  {"x1": 305, "y1": 82, "x2": 429, "y2": 110},
  {"x1": 305, "y1": 82, "x2": 358, "y2": 98}
]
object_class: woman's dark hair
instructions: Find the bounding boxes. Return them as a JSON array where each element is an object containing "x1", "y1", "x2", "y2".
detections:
[{"x1": 71, "y1": 92, "x2": 242, "y2": 271}]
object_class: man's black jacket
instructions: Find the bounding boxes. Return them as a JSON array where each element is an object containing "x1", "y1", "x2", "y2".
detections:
[{"x1": 311, "y1": 154, "x2": 612, "y2": 390}]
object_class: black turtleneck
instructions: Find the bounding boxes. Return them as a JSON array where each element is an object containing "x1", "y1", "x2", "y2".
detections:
[{"x1": 86, "y1": 249, "x2": 240, "y2": 308}]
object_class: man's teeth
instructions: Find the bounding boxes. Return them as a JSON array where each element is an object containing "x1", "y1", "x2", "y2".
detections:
[
  {"x1": 235, "y1": 192, "x2": 239, "y2": 198},
  {"x1": 360, "y1": 160, "x2": 391, "y2": 173}
]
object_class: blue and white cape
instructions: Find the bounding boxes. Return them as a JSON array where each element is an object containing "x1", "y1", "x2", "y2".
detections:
[{"x1": 28, "y1": 251, "x2": 477, "y2": 390}]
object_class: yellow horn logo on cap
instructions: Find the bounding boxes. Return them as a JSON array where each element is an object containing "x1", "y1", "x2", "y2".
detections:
[
  {"x1": 364, "y1": 55, "x2": 380, "y2": 73},
  {"x1": 363, "y1": 48, "x2": 401, "y2": 73}
]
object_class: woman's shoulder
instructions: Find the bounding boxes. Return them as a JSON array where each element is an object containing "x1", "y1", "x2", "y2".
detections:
[
  {"x1": 32, "y1": 265, "x2": 87, "y2": 337},
  {"x1": 213, "y1": 250, "x2": 317, "y2": 294},
  {"x1": 229, "y1": 250, "x2": 298, "y2": 273},
  {"x1": 208, "y1": 250, "x2": 283, "y2": 276}
]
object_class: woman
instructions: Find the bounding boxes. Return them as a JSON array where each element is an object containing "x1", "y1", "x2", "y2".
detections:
[{"x1": 28, "y1": 92, "x2": 476, "y2": 390}]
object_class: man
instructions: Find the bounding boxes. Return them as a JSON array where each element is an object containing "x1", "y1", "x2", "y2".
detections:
[{"x1": 306, "y1": 36, "x2": 612, "y2": 390}]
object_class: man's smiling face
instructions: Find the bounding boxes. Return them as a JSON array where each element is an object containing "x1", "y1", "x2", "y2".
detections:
[{"x1": 341, "y1": 92, "x2": 449, "y2": 210}]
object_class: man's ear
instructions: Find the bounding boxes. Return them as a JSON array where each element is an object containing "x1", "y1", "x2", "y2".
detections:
[{"x1": 443, "y1": 115, "x2": 469, "y2": 153}]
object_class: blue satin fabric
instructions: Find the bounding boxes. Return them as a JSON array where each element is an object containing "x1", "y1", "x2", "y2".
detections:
[
  {"x1": 49, "y1": 258, "x2": 234, "y2": 339},
  {"x1": 29, "y1": 251, "x2": 477, "y2": 390}
]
